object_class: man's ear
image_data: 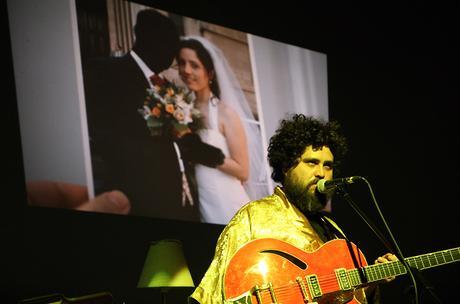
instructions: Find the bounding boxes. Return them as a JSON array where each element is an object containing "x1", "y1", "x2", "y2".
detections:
[{"x1": 283, "y1": 167, "x2": 292, "y2": 178}]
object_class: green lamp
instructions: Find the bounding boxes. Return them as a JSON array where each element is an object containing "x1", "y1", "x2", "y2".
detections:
[{"x1": 137, "y1": 239, "x2": 195, "y2": 303}]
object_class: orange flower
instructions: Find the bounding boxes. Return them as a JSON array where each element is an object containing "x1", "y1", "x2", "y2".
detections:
[
  {"x1": 166, "y1": 87, "x2": 175, "y2": 96},
  {"x1": 151, "y1": 107, "x2": 161, "y2": 117},
  {"x1": 165, "y1": 103, "x2": 175, "y2": 114}
]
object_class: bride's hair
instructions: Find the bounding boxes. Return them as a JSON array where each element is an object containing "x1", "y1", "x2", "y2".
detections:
[{"x1": 176, "y1": 39, "x2": 221, "y2": 98}]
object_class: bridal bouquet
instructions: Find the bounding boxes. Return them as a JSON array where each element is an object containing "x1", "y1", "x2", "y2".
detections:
[{"x1": 138, "y1": 75, "x2": 201, "y2": 138}]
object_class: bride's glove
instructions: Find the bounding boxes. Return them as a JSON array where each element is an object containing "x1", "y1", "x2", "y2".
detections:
[{"x1": 177, "y1": 133, "x2": 225, "y2": 168}]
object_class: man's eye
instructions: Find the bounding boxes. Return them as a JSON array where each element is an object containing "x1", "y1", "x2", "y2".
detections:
[
  {"x1": 324, "y1": 164, "x2": 334, "y2": 170},
  {"x1": 303, "y1": 160, "x2": 316, "y2": 165}
]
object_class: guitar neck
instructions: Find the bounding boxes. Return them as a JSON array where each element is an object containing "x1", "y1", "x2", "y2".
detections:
[{"x1": 347, "y1": 247, "x2": 460, "y2": 286}]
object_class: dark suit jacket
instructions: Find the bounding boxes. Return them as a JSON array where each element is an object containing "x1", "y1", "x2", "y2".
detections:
[{"x1": 83, "y1": 54, "x2": 199, "y2": 221}]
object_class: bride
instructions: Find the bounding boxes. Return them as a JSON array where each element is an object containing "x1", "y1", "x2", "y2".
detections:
[{"x1": 176, "y1": 36, "x2": 267, "y2": 224}]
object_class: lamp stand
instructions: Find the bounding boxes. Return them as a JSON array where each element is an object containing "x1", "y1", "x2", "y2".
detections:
[{"x1": 160, "y1": 288, "x2": 168, "y2": 304}]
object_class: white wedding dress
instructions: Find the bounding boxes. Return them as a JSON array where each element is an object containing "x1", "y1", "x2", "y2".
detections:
[{"x1": 195, "y1": 98, "x2": 250, "y2": 225}]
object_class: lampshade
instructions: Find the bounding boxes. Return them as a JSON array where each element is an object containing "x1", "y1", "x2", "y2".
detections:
[{"x1": 137, "y1": 239, "x2": 195, "y2": 288}]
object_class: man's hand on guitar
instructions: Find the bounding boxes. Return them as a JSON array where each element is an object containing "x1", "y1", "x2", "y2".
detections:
[{"x1": 375, "y1": 253, "x2": 398, "y2": 282}]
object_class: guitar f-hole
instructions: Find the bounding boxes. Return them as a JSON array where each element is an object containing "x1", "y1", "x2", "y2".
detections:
[{"x1": 260, "y1": 249, "x2": 307, "y2": 270}]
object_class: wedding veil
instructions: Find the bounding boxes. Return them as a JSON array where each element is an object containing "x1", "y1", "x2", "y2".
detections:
[{"x1": 182, "y1": 35, "x2": 270, "y2": 200}]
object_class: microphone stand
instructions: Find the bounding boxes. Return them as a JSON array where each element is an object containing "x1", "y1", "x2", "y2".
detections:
[
  {"x1": 335, "y1": 185, "x2": 393, "y2": 253},
  {"x1": 405, "y1": 267, "x2": 442, "y2": 304},
  {"x1": 335, "y1": 178, "x2": 442, "y2": 304}
]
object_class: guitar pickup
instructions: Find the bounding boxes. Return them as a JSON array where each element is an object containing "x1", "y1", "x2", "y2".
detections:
[
  {"x1": 306, "y1": 274, "x2": 323, "y2": 299},
  {"x1": 335, "y1": 268, "x2": 352, "y2": 290}
]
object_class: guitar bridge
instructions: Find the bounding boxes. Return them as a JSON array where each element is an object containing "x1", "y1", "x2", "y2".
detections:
[
  {"x1": 296, "y1": 276, "x2": 317, "y2": 303},
  {"x1": 251, "y1": 282, "x2": 278, "y2": 303}
]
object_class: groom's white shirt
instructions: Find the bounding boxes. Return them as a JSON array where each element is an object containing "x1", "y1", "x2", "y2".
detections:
[{"x1": 130, "y1": 50, "x2": 156, "y2": 88}]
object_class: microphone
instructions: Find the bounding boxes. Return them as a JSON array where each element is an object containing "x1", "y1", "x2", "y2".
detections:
[{"x1": 316, "y1": 176, "x2": 362, "y2": 193}]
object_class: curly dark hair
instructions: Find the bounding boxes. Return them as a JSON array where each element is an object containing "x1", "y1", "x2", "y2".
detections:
[{"x1": 268, "y1": 114, "x2": 348, "y2": 183}]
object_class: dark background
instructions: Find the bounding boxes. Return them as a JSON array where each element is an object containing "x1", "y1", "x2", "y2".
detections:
[{"x1": 3, "y1": 1, "x2": 459, "y2": 303}]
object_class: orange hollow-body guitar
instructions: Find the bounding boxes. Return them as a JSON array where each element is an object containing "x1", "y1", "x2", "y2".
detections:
[{"x1": 223, "y1": 238, "x2": 460, "y2": 304}]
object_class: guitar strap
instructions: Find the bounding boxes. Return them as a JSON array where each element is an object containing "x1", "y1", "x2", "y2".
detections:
[
  {"x1": 307, "y1": 213, "x2": 347, "y2": 242},
  {"x1": 321, "y1": 215, "x2": 348, "y2": 240},
  {"x1": 322, "y1": 215, "x2": 370, "y2": 284}
]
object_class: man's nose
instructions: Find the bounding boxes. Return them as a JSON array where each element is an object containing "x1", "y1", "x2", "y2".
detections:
[{"x1": 314, "y1": 165, "x2": 325, "y2": 178}]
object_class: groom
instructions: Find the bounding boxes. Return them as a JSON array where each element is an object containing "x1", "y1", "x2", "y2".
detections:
[{"x1": 83, "y1": 9, "x2": 224, "y2": 220}]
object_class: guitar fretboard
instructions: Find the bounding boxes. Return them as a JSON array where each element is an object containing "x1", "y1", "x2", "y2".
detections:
[{"x1": 347, "y1": 247, "x2": 460, "y2": 286}]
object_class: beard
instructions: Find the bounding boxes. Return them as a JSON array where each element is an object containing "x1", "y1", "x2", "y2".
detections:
[{"x1": 283, "y1": 175, "x2": 329, "y2": 215}]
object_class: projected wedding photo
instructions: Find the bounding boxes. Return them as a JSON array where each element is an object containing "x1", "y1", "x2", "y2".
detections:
[{"x1": 13, "y1": 0, "x2": 328, "y2": 224}]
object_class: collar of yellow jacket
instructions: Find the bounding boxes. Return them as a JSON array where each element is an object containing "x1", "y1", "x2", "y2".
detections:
[{"x1": 273, "y1": 186, "x2": 347, "y2": 239}]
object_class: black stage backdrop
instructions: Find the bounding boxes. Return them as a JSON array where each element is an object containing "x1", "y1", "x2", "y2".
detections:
[{"x1": 4, "y1": 1, "x2": 459, "y2": 303}]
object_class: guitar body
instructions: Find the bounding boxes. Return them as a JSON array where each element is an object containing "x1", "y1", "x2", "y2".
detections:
[{"x1": 224, "y1": 238, "x2": 368, "y2": 304}]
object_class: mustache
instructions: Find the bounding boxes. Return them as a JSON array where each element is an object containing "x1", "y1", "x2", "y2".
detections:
[{"x1": 307, "y1": 178, "x2": 321, "y2": 188}]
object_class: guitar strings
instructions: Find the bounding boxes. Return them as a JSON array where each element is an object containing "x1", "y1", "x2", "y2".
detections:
[{"x1": 253, "y1": 272, "x2": 356, "y2": 302}]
